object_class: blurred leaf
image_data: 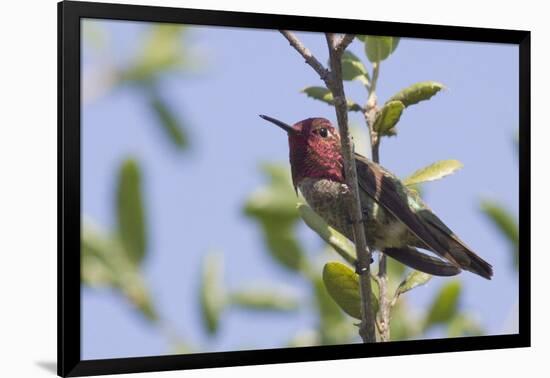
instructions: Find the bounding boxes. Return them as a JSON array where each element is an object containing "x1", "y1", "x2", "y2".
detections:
[
  {"x1": 244, "y1": 163, "x2": 305, "y2": 271},
  {"x1": 386, "y1": 255, "x2": 406, "y2": 282},
  {"x1": 230, "y1": 289, "x2": 299, "y2": 312},
  {"x1": 340, "y1": 51, "x2": 370, "y2": 84},
  {"x1": 298, "y1": 203, "x2": 356, "y2": 265},
  {"x1": 388, "y1": 81, "x2": 445, "y2": 107},
  {"x1": 82, "y1": 21, "x2": 108, "y2": 51},
  {"x1": 116, "y1": 158, "x2": 147, "y2": 265},
  {"x1": 390, "y1": 300, "x2": 422, "y2": 340},
  {"x1": 447, "y1": 314, "x2": 483, "y2": 337},
  {"x1": 149, "y1": 90, "x2": 189, "y2": 149},
  {"x1": 81, "y1": 224, "x2": 116, "y2": 287},
  {"x1": 425, "y1": 280, "x2": 461, "y2": 328},
  {"x1": 403, "y1": 160, "x2": 463, "y2": 187},
  {"x1": 301, "y1": 86, "x2": 363, "y2": 112},
  {"x1": 244, "y1": 163, "x2": 298, "y2": 221},
  {"x1": 199, "y1": 252, "x2": 226, "y2": 335},
  {"x1": 122, "y1": 24, "x2": 186, "y2": 82},
  {"x1": 312, "y1": 274, "x2": 355, "y2": 345},
  {"x1": 480, "y1": 200, "x2": 519, "y2": 268},
  {"x1": 363, "y1": 36, "x2": 400, "y2": 63},
  {"x1": 322, "y1": 262, "x2": 378, "y2": 320},
  {"x1": 373, "y1": 100, "x2": 405, "y2": 135},
  {"x1": 82, "y1": 221, "x2": 158, "y2": 321},
  {"x1": 262, "y1": 219, "x2": 305, "y2": 271},
  {"x1": 287, "y1": 329, "x2": 321, "y2": 347},
  {"x1": 395, "y1": 270, "x2": 432, "y2": 299}
]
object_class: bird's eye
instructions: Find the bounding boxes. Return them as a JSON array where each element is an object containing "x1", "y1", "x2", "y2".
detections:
[{"x1": 319, "y1": 128, "x2": 328, "y2": 138}]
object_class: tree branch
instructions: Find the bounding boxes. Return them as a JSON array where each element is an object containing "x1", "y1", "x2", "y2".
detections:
[
  {"x1": 281, "y1": 30, "x2": 376, "y2": 343},
  {"x1": 326, "y1": 33, "x2": 377, "y2": 343}
]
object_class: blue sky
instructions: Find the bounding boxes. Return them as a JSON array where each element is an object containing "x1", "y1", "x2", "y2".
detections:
[{"x1": 81, "y1": 19, "x2": 519, "y2": 360}]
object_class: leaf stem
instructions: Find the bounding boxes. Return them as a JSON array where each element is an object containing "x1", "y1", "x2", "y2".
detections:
[{"x1": 365, "y1": 60, "x2": 390, "y2": 341}]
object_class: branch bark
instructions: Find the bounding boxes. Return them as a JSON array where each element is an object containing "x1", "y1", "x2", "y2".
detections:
[{"x1": 280, "y1": 30, "x2": 376, "y2": 343}]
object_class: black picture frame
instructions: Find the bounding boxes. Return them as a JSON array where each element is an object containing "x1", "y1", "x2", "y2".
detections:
[{"x1": 58, "y1": 1, "x2": 531, "y2": 376}]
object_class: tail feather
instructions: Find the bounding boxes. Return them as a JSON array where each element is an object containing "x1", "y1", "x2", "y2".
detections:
[{"x1": 457, "y1": 247, "x2": 493, "y2": 279}]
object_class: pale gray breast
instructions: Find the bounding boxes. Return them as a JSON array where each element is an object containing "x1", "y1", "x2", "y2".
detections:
[
  {"x1": 298, "y1": 178, "x2": 355, "y2": 241},
  {"x1": 298, "y1": 177, "x2": 411, "y2": 250}
]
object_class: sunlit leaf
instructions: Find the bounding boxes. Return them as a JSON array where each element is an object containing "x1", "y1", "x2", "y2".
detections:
[
  {"x1": 403, "y1": 160, "x2": 463, "y2": 187},
  {"x1": 81, "y1": 224, "x2": 116, "y2": 287},
  {"x1": 395, "y1": 270, "x2": 432, "y2": 299},
  {"x1": 199, "y1": 252, "x2": 226, "y2": 335},
  {"x1": 82, "y1": 221, "x2": 158, "y2": 321},
  {"x1": 116, "y1": 158, "x2": 147, "y2": 265},
  {"x1": 149, "y1": 90, "x2": 189, "y2": 149},
  {"x1": 341, "y1": 51, "x2": 370, "y2": 84},
  {"x1": 388, "y1": 81, "x2": 445, "y2": 107},
  {"x1": 363, "y1": 36, "x2": 400, "y2": 63},
  {"x1": 425, "y1": 280, "x2": 461, "y2": 328},
  {"x1": 230, "y1": 288, "x2": 299, "y2": 312},
  {"x1": 301, "y1": 86, "x2": 363, "y2": 112},
  {"x1": 322, "y1": 262, "x2": 378, "y2": 320},
  {"x1": 373, "y1": 100, "x2": 405, "y2": 135},
  {"x1": 297, "y1": 203, "x2": 356, "y2": 265},
  {"x1": 122, "y1": 24, "x2": 186, "y2": 82},
  {"x1": 480, "y1": 200, "x2": 519, "y2": 268}
]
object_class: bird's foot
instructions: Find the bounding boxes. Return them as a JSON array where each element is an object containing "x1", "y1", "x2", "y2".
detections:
[{"x1": 354, "y1": 258, "x2": 374, "y2": 275}]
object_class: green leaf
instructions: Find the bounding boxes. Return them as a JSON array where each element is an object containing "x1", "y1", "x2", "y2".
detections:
[
  {"x1": 301, "y1": 86, "x2": 363, "y2": 112},
  {"x1": 230, "y1": 289, "x2": 298, "y2": 312},
  {"x1": 395, "y1": 270, "x2": 432, "y2": 298},
  {"x1": 373, "y1": 100, "x2": 405, "y2": 135},
  {"x1": 199, "y1": 252, "x2": 226, "y2": 335},
  {"x1": 312, "y1": 274, "x2": 356, "y2": 345},
  {"x1": 116, "y1": 158, "x2": 147, "y2": 265},
  {"x1": 425, "y1": 280, "x2": 461, "y2": 328},
  {"x1": 363, "y1": 36, "x2": 400, "y2": 63},
  {"x1": 297, "y1": 203, "x2": 356, "y2": 265},
  {"x1": 388, "y1": 81, "x2": 445, "y2": 107},
  {"x1": 149, "y1": 90, "x2": 189, "y2": 149},
  {"x1": 403, "y1": 160, "x2": 464, "y2": 187},
  {"x1": 322, "y1": 262, "x2": 378, "y2": 320},
  {"x1": 447, "y1": 314, "x2": 483, "y2": 337},
  {"x1": 341, "y1": 51, "x2": 370, "y2": 84},
  {"x1": 355, "y1": 35, "x2": 367, "y2": 42},
  {"x1": 480, "y1": 200, "x2": 519, "y2": 267},
  {"x1": 122, "y1": 24, "x2": 186, "y2": 82},
  {"x1": 244, "y1": 163, "x2": 306, "y2": 271}
]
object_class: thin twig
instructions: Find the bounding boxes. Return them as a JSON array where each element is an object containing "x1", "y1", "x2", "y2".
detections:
[
  {"x1": 279, "y1": 30, "x2": 333, "y2": 86},
  {"x1": 364, "y1": 59, "x2": 390, "y2": 341}
]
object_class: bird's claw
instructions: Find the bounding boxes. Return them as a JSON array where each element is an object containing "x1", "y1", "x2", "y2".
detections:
[{"x1": 354, "y1": 258, "x2": 374, "y2": 275}]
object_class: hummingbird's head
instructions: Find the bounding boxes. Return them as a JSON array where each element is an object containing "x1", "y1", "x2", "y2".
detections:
[{"x1": 259, "y1": 115, "x2": 344, "y2": 190}]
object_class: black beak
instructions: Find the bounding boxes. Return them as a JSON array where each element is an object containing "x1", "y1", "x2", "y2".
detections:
[{"x1": 259, "y1": 114, "x2": 296, "y2": 135}]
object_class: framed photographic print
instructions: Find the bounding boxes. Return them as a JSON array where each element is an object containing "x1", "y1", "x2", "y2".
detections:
[{"x1": 58, "y1": 0, "x2": 530, "y2": 376}]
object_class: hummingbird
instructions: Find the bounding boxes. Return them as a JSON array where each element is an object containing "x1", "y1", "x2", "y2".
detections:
[{"x1": 260, "y1": 115, "x2": 493, "y2": 279}]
